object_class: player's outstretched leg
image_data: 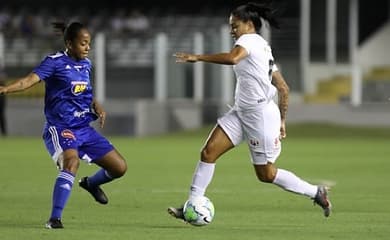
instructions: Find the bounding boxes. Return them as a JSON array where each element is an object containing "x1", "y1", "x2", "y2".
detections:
[
  {"x1": 312, "y1": 186, "x2": 332, "y2": 217},
  {"x1": 167, "y1": 206, "x2": 185, "y2": 220},
  {"x1": 79, "y1": 176, "x2": 108, "y2": 204}
]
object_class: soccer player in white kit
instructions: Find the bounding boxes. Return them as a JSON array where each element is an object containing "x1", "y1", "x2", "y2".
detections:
[{"x1": 168, "y1": 1, "x2": 332, "y2": 220}]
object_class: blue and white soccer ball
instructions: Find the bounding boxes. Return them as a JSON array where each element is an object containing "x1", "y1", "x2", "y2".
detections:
[{"x1": 183, "y1": 196, "x2": 215, "y2": 226}]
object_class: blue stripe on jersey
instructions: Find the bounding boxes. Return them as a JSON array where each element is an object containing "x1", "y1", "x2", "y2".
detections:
[{"x1": 33, "y1": 51, "x2": 98, "y2": 128}]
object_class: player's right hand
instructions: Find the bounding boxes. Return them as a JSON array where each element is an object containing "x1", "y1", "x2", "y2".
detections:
[{"x1": 173, "y1": 52, "x2": 198, "y2": 63}]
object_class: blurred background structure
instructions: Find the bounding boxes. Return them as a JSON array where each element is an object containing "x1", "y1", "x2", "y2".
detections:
[{"x1": 0, "y1": 0, "x2": 389, "y2": 136}]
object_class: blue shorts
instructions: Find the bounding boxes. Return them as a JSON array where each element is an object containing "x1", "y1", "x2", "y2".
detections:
[{"x1": 43, "y1": 124, "x2": 114, "y2": 164}]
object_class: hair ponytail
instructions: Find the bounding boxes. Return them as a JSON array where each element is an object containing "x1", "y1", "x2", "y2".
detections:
[
  {"x1": 232, "y1": 1, "x2": 280, "y2": 33},
  {"x1": 248, "y1": 1, "x2": 280, "y2": 29}
]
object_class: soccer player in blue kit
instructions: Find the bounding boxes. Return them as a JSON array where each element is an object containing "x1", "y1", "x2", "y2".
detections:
[{"x1": 0, "y1": 22, "x2": 127, "y2": 229}]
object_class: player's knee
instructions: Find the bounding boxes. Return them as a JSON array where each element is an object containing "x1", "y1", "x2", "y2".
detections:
[
  {"x1": 257, "y1": 174, "x2": 274, "y2": 183},
  {"x1": 117, "y1": 162, "x2": 127, "y2": 177},
  {"x1": 200, "y1": 145, "x2": 217, "y2": 163},
  {"x1": 109, "y1": 160, "x2": 127, "y2": 178},
  {"x1": 61, "y1": 156, "x2": 80, "y2": 174},
  {"x1": 256, "y1": 169, "x2": 276, "y2": 183}
]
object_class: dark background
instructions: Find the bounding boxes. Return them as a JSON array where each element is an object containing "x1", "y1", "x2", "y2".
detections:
[{"x1": 1, "y1": 0, "x2": 388, "y2": 42}]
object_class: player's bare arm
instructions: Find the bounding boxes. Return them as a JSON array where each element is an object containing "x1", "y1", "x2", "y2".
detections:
[
  {"x1": 174, "y1": 45, "x2": 247, "y2": 65},
  {"x1": 272, "y1": 70, "x2": 289, "y2": 139},
  {"x1": 0, "y1": 73, "x2": 40, "y2": 95},
  {"x1": 92, "y1": 99, "x2": 106, "y2": 128}
]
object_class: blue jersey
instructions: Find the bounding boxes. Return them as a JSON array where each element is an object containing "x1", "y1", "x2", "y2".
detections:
[{"x1": 33, "y1": 51, "x2": 98, "y2": 128}]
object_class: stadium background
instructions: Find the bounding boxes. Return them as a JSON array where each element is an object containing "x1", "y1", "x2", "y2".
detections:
[
  {"x1": 0, "y1": 1, "x2": 389, "y2": 239},
  {"x1": 0, "y1": 0, "x2": 389, "y2": 136}
]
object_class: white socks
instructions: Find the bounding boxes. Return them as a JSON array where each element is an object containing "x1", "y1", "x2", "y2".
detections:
[
  {"x1": 189, "y1": 161, "x2": 215, "y2": 199},
  {"x1": 188, "y1": 162, "x2": 317, "y2": 199},
  {"x1": 273, "y1": 169, "x2": 318, "y2": 198}
]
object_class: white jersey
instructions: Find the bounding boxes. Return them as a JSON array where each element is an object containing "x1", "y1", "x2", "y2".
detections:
[{"x1": 233, "y1": 33, "x2": 278, "y2": 111}]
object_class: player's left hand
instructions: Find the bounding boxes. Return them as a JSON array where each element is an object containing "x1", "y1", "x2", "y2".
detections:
[
  {"x1": 92, "y1": 101, "x2": 106, "y2": 128},
  {"x1": 279, "y1": 120, "x2": 286, "y2": 139},
  {"x1": 96, "y1": 110, "x2": 106, "y2": 128}
]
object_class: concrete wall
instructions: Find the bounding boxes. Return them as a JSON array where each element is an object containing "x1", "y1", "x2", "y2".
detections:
[
  {"x1": 306, "y1": 21, "x2": 390, "y2": 94},
  {"x1": 358, "y1": 21, "x2": 390, "y2": 73},
  {"x1": 5, "y1": 99, "x2": 45, "y2": 136},
  {"x1": 3, "y1": 99, "x2": 206, "y2": 137},
  {"x1": 307, "y1": 63, "x2": 352, "y2": 92},
  {"x1": 4, "y1": 98, "x2": 390, "y2": 137}
]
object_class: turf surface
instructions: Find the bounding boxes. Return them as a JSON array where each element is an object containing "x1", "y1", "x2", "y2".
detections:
[{"x1": 0, "y1": 123, "x2": 389, "y2": 239}]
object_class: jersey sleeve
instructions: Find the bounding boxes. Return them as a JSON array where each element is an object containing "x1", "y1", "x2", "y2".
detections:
[
  {"x1": 33, "y1": 56, "x2": 56, "y2": 81},
  {"x1": 234, "y1": 34, "x2": 252, "y2": 55}
]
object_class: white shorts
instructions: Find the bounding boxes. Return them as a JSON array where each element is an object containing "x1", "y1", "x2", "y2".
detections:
[{"x1": 217, "y1": 101, "x2": 282, "y2": 165}]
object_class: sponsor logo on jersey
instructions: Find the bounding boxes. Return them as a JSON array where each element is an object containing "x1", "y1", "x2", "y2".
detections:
[
  {"x1": 257, "y1": 98, "x2": 266, "y2": 103},
  {"x1": 74, "y1": 109, "x2": 90, "y2": 118},
  {"x1": 71, "y1": 81, "x2": 88, "y2": 95},
  {"x1": 61, "y1": 129, "x2": 76, "y2": 140}
]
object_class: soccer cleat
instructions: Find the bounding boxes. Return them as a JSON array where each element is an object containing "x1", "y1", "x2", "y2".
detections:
[
  {"x1": 45, "y1": 218, "x2": 64, "y2": 229},
  {"x1": 313, "y1": 186, "x2": 332, "y2": 217},
  {"x1": 79, "y1": 177, "x2": 108, "y2": 204},
  {"x1": 167, "y1": 206, "x2": 185, "y2": 221}
]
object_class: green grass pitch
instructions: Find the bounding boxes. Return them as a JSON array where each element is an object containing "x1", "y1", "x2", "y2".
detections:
[{"x1": 0, "y1": 123, "x2": 389, "y2": 240}]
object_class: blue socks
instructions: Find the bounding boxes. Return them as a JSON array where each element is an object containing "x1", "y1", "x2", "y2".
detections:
[
  {"x1": 49, "y1": 169, "x2": 113, "y2": 219},
  {"x1": 87, "y1": 169, "x2": 113, "y2": 187},
  {"x1": 50, "y1": 170, "x2": 75, "y2": 219}
]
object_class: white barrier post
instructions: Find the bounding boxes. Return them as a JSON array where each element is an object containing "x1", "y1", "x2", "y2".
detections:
[
  {"x1": 300, "y1": 0, "x2": 312, "y2": 94},
  {"x1": 220, "y1": 25, "x2": 233, "y2": 104},
  {"x1": 94, "y1": 32, "x2": 106, "y2": 103},
  {"x1": 154, "y1": 33, "x2": 168, "y2": 101},
  {"x1": 260, "y1": 19, "x2": 271, "y2": 44},
  {"x1": 193, "y1": 32, "x2": 204, "y2": 102},
  {"x1": 326, "y1": 0, "x2": 337, "y2": 68},
  {"x1": 349, "y1": 0, "x2": 362, "y2": 106},
  {"x1": 0, "y1": 33, "x2": 4, "y2": 69}
]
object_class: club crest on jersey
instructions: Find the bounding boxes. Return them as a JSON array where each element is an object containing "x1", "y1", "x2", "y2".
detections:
[
  {"x1": 71, "y1": 81, "x2": 88, "y2": 95},
  {"x1": 61, "y1": 129, "x2": 76, "y2": 140}
]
